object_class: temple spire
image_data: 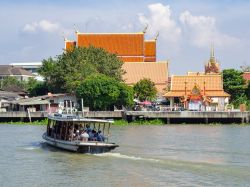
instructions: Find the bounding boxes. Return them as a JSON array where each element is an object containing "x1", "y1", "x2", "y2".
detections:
[
  {"x1": 154, "y1": 31, "x2": 159, "y2": 40},
  {"x1": 74, "y1": 24, "x2": 79, "y2": 34},
  {"x1": 210, "y1": 42, "x2": 215, "y2": 60},
  {"x1": 61, "y1": 32, "x2": 67, "y2": 41},
  {"x1": 143, "y1": 24, "x2": 148, "y2": 34},
  {"x1": 205, "y1": 42, "x2": 220, "y2": 74}
]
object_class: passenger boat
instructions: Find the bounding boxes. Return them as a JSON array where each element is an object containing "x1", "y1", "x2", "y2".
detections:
[{"x1": 42, "y1": 113, "x2": 119, "y2": 153}]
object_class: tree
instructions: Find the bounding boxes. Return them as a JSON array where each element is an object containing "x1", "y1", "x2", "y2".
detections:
[
  {"x1": 39, "y1": 46, "x2": 125, "y2": 93},
  {"x1": 26, "y1": 78, "x2": 48, "y2": 97},
  {"x1": 116, "y1": 83, "x2": 134, "y2": 109},
  {"x1": 246, "y1": 81, "x2": 250, "y2": 100},
  {"x1": 223, "y1": 69, "x2": 246, "y2": 102},
  {"x1": 76, "y1": 74, "x2": 133, "y2": 110},
  {"x1": 0, "y1": 76, "x2": 25, "y2": 91},
  {"x1": 133, "y1": 78, "x2": 157, "y2": 101}
]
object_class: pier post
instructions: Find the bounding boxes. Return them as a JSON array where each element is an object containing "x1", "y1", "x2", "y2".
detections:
[
  {"x1": 246, "y1": 116, "x2": 249, "y2": 124},
  {"x1": 241, "y1": 117, "x2": 245, "y2": 124},
  {"x1": 205, "y1": 117, "x2": 208, "y2": 124},
  {"x1": 167, "y1": 118, "x2": 170, "y2": 124}
]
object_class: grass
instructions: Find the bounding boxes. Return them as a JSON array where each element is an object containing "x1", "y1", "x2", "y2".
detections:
[
  {"x1": 113, "y1": 118, "x2": 165, "y2": 125},
  {"x1": 0, "y1": 119, "x2": 48, "y2": 125}
]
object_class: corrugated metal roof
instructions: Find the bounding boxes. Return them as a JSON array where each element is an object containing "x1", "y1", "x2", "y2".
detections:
[
  {"x1": 19, "y1": 100, "x2": 50, "y2": 106},
  {"x1": 0, "y1": 65, "x2": 34, "y2": 76},
  {"x1": 12, "y1": 93, "x2": 70, "y2": 105}
]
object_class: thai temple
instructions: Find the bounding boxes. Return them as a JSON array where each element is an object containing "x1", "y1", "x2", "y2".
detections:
[
  {"x1": 65, "y1": 29, "x2": 168, "y2": 94},
  {"x1": 164, "y1": 47, "x2": 230, "y2": 111}
]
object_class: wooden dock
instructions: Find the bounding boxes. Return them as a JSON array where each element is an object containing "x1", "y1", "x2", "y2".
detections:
[{"x1": 0, "y1": 111, "x2": 249, "y2": 124}]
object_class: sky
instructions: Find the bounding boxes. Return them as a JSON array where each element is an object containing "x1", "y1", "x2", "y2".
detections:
[{"x1": 0, "y1": 0, "x2": 250, "y2": 75}]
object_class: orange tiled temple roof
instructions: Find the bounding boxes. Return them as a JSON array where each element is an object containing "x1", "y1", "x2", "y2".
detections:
[
  {"x1": 122, "y1": 62, "x2": 168, "y2": 93},
  {"x1": 77, "y1": 33, "x2": 144, "y2": 56},
  {"x1": 164, "y1": 74, "x2": 230, "y2": 97},
  {"x1": 144, "y1": 40, "x2": 156, "y2": 62},
  {"x1": 65, "y1": 40, "x2": 76, "y2": 51},
  {"x1": 65, "y1": 32, "x2": 157, "y2": 62}
]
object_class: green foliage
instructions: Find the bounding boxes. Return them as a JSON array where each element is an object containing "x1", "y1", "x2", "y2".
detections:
[
  {"x1": 0, "y1": 118, "x2": 48, "y2": 125},
  {"x1": 76, "y1": 74, "x2": 133, "y2": 110},
  {"x1": 113, "y1": 119, "x2": 164, "y2": 125},
  {"x1": 133, "y1": 78, "x2": 157, "y2": 101},
  {"x1": 246, "y1": 81, "x2": 250, "y2": 100},
  {"x1": 223, "y1": 69, "x2": 246, "y2": 102},
  {"x1": 231, "y1": 94, "x2": 248, "y2": 108},
  {"x1": 0, "y1": 76, "x2": 48, "y2": 97},
  {"x1": 116, "y1": 83, "x2": 134, "y2": 108},
  {"x1": 0, "y1": 76, "x2": 25, "y2": 90},
  {"x1": 39, "y1": 46, "x2": 124, "y2": 93},
  {"x1": 26, "y1": 78, "x2": 48, "y2": 97}
]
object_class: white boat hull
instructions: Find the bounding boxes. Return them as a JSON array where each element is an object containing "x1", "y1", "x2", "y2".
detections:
[{"x1": 43, "y1": 133, "x2": 118, "y2": 153}]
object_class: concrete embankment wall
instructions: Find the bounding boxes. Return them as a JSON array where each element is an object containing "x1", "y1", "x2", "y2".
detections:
[{"x1": 0, "y1": 111, "x2": 249, "y2": 124}]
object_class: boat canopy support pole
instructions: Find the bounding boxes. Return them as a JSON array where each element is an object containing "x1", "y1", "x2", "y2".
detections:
[{"x1": 107, "y1": 123, "x2": 110, "y2": 143}]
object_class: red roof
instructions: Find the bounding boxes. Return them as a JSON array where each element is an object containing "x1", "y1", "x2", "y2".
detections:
[
  {"x1": 65, "y1": 41, "x2": 76, "y2": 51},
  {"x1": 243, "y1": 72, "x2": 250, "y2": 81},
  {"x1": 77, "y1": 33, "x2": 144, "y2": 57},
  {"x1": 65, "y1": 32, "x2": 158, "y2": 62}
]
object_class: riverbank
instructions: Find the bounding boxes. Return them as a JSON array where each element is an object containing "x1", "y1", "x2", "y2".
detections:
[
  {"x1": 0, "y1": 119, "x2": 249, "y2": 126},
  {"x1": 0, "y1": 111, "x2": 249, "y2": 124},
  {"x1": 0, "y1": 119, "x2": 164, "y2": 126}
]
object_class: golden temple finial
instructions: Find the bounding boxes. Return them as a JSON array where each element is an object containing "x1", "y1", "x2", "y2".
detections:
[
  {"x1": 154, "y1": 31, "x2": 159, "y2": 40},
  {"x1": 61, "y1": 32, "x2": 67, "y2": 41},
  {"x1": 143, "y1": 24, "x2": 148, "y2": 34},
  {"x1": 74, "y1": 24, "x2": 79, "y2": 34},
  {"x1": 210, "y1": 42, "x2": 215, "y2": 59}
]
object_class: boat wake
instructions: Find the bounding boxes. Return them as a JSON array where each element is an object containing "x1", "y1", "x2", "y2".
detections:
[
  {"x1": 94, "y1": 152, "x2": 160, "y2": 162},
  {"x1": 22, "y1": 142, "x2": 45, "y2": 151}
]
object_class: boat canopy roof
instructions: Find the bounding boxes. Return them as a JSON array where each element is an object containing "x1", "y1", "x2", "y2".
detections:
[{"x1": 48, "y1": 113, "x2": 114, "y2": 123}]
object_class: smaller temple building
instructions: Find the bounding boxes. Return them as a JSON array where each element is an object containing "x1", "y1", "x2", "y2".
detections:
[{"x1": 164, "y1": 48, "x2": 230, "y2": 111}]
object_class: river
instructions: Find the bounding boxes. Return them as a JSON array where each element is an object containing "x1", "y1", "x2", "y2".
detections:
[{"x1": 0, "y1": 124, "x2": 250, "y2": 187}]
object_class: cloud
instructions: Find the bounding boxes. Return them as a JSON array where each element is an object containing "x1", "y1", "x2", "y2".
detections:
[
  {"x1": 138, "y1": 3, "x2": 181, "y2": 44},
  {"x1": 179, "y1": 10, "x2": 239, "y2": 47},
  {"x1": 22, "y1": 19, "x2": 68, "y2": 34}
]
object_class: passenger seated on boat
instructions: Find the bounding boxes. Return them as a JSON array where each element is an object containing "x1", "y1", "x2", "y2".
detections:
[
  {"x1": 75, "y1": 130, "x2": 80, "y2": 140},
  {"x1": 68, "y1": 128, "x2": 75, "y2": 141},
  {"x1": 88, "y1": 130, "x2": 97, "y2": 141},
  {"x1": 85, "y1": 124, "x2": 92, "y2": 133},
  {"x1": 80, "y1": 130, "x2": 89, "y2": 142},
  {"x1": 96, "y1": 130, "x2": 105, "y2": 142}
]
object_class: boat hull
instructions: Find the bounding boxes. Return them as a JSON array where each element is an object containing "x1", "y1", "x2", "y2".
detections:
[{"x1": 42, "y1": 133, "x2": 118, "y2": 154}]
